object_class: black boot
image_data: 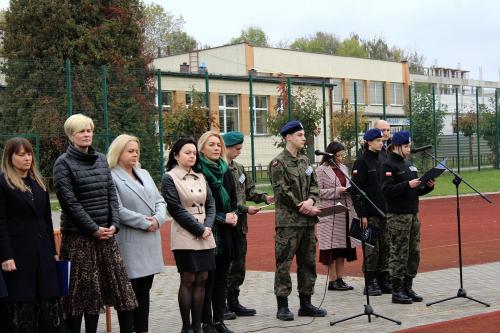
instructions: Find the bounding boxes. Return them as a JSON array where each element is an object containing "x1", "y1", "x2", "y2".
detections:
[
  {"x1": 297, "y1": 294, "x2": 327, "y2": 317},
  {"x1": 391, "y1": 279, "x2": 413, "y2": 304},
  {"x1": 276, "y1": 296, "x2": 294, "y2": 321},
  {"x1": 223, "y1": 306, "x2": 236, "y2": 320},
  {"x1": 363, "y1": 272, "x2": 382, "y2": 296},
  {"x1": 404, "y1": 276, "x2": 423, "y2": 302},
  {"x1": 227, "y1": 293, "x2": 256, "y2": 316},
  {"x1": 377, "y1": 271, "x2": 393, "y2": 294}
]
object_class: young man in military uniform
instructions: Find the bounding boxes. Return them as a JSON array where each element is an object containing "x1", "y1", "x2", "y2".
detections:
[
  {"x1": 222, "y1": 131, "x2": 274, "y2": 317},
  {"x1": 269, "y1": 120, "x2": 327, "y2": 321}
]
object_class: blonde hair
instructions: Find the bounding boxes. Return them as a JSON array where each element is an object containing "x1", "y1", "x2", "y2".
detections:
[
  {"x1": 64, "y1": 114, "x2": 95, "y2": 140},
  {"x1": 197, "y1": 131, "x2": 227, "y2": 161},
  {"x1": 107, "y1": 134, "x2": 140, "y2": 169},
  {"x1": 1, "y1": 137, "x2": 46, "y2": 191}
]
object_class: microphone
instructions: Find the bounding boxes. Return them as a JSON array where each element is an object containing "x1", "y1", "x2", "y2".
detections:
[
  {"x1": 410, "y1": 145, "x2": 433, "y2": 154},
  {"x1": 315, "y1": 150, "x2": 334, "y2": 157}
]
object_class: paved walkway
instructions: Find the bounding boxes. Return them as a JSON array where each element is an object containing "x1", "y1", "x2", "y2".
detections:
[{"x1": 97, "y1": 261, "x2": 500, "y2": 333}]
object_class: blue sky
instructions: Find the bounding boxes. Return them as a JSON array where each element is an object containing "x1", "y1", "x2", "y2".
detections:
[{"x1": 1, "y1": 0, "x2": 498, "y2": 81}]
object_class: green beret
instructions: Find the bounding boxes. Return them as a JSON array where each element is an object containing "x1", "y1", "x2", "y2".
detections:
[{"x1": 222, "y1": 131, "x2": 244, "y2": 147}]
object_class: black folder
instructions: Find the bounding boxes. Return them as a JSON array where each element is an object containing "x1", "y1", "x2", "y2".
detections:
[{"x1": 349, "y1": 218, "x2": 379, "y2": 248}]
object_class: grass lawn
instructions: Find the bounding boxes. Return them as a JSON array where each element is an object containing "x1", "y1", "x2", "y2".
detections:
[{"x1": 424, "y1": 168, "x2": 500, "y2": 197}]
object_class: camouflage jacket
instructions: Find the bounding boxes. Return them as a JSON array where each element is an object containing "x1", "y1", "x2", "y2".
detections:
[
  {"x1": 229, "y1": 160, "x2": 268, "y2": 234},
  {"x1": 269, "y1": 148, "x2": 319, "y2": 228}
]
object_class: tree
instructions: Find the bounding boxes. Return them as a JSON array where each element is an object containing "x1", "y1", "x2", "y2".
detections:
[
  {"x1": 479, "y1": 99, "x2": 498, "y2": 167},
  {"x1": 267, "y1": 81, "x2": 324, "y2": 160},
  {"x1": 336, "y1": 33, "x2": 368, "y2": 58},
  {"x1": 453, "y1": 109, "x2": 476, "y2": 164},
  {"x1": 1, "y1": 0, "x2": 161, "y2": 180},
  {"x1": 403, "y1": 50, "x2": 426, "y2": 74},
  {"x1": 331, "y1": 99, "x2": 365, "y2": 161},
  {"x1": 143, "y1": 3, "x2": 198, "y2": 57},
  {"x1": 230, "y1": 26, "x2": 269, "y2": 47},
  {"x1": 364, "y1": 36, "x2": 403, "y2": 61},
  {"x1": 290, "y1": 32, "x2": 340, "y2": 54}
]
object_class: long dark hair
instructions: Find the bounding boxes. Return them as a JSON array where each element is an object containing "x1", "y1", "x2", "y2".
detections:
[
  {"x1": 321, "y1": 141, "x2": 345, "y2": 165},
  {"x1": 166, "y1": 138, "x2": 199, "y2": 171}
]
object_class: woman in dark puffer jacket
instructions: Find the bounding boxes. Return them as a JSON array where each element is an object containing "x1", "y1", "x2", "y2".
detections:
[{"x1": 53, "y1": 114, "x2": 137, "y2": 333}]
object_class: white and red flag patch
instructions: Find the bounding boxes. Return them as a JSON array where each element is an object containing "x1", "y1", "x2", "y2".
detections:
[
  {"x1": 353, "y1": 170, "x2": 358, "y2": 175},
  {"x1": 385, "y1": 171, "x2": 392, "y2": 177}
]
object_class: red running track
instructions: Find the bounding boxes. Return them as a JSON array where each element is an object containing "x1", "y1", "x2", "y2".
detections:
[{"x1": 161, "y1": 193, "x2": 500, "y2": 276}]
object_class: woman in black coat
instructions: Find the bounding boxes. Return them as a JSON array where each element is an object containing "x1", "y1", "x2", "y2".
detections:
[{"x1": 0, "y1": 137, "x2": 64, "y2": 333}]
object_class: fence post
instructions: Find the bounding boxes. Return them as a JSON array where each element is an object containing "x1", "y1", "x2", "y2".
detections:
[
  {"x1": 157, "y1": 70, "x2": 164, "y2": 177},
  {"x1": 455, "y1": 87, "x2": 460, "y2": 173},
  {"x1": 408, "y1": 85, "x2": 413, "y2": 137},
  {"x1": 34, "y1": 134, "x2": 40, "y2": 168},
  {"x1": 476, "y1": 87, "x2": 481, "y2": 171},
  {"x1": 495, "y1": 89, "x2": 499, "y2": 169},
  {"x1": 382, "y1": 82, "x2": 386, "y2": 120},
  {"x1": 322, "y1": 80, "x2": 327, "y2": 148},
  {"x1": 204, "y1": 71, "x2": 210, "y2": 127},
  {"x1": 354, "y1": 82, "x2": 359, "y2": 158},
  {"x1": 249, "y1": 75, "x2": 256, "y2": 181},
  {"x1": 432, "y1": 85, "x2": 437, "y2": 159},
  {"x1": 101, "y1": 65, "x2": 109, "y2": 150},
  {"x1": 287, "y1": 77, "x2": 292, "y2": 121},
  {"x1": 65, "y1": 59, "x2": 72, "y2": 117}
]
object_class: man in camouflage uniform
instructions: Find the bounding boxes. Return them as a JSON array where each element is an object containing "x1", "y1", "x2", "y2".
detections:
[
  {"x1": 269, "y1": 120, "x2": 327, "y2": 321},
  {"x1": 222, "y1": 132, "x2": 273, "y2": 317}
]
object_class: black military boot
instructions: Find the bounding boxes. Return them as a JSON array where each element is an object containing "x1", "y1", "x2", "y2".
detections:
[
  {"x1": 391, "y1": 279, "x2": 413, "y2": 304},
  {"x1": 377, "y1": 271, "x2": 393, "y2": 294},
  {"x1": 227, "y1": 293, "x2": 256, "y2": 316},
  {"x1": 297, "y1": 294, "x2": 327, "y2": 317},
  {"x1": 276, "y1": 296, "x2": 294, "y2": 321},
  {"x1": 223, "y1": 306, "x2": 236, "y2": 320},
  {"x1": 363, "y1": 272, "x2": 382, "y2": 296},
  {"x1": 404, "y1": 276, "x2": 423, "y2": 302}
]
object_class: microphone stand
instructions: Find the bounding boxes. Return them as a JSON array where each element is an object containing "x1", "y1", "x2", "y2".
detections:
[
  {"x1": 321, "y1": 154, "x2": 401, "y2": 327},
  {"x1": 420, "y1": 150, "x2": 491, "y2": 308}
]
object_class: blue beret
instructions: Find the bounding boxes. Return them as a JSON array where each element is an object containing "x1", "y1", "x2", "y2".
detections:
[
  {"x1": 363, "y1": 128, "x2": 383, "y2": 141},
  {"x1": 280, "y1": 120, "x2": 304, "y2": 136},
  {"x1": 222, "y1": 131, "x2": 244, "y2": 147},
  {"x1": 392, "y1": 130, "x2": 411, "y2": 145}
]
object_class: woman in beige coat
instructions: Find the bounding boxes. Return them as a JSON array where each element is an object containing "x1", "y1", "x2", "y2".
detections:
[
  {"x1": 316, "y1": 141, "x2": 357, "y2": 291},
  {"x1": 161, "y1": 138, "x2": 216, "y2": 333}
]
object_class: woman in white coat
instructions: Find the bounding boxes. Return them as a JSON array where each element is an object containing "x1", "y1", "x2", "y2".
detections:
[
  {"x1": 315, "y1": 141, "x2": 357, "y2": 291},
  {"x1": 108, "y1": 134, "x2": 167, "y2": 333}
]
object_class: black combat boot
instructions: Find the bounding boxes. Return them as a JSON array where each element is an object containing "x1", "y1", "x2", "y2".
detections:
[
  {"x1": 223, "y1": 306, "x2": 236, "y2": 320},
  {"x1": 297, "y1": 294, "x2": 327, "y2": 317},
  {"x1": 276, "y1": 296, "x2": 294, "y2": 321},
  {"x1": 391, "y1": 279, "x2": 413, "y2": 304},
  {"x1": 377, "y1": 271, "x2": 393, "y2": 294},
  {"x1": 363, "y1": 272, "x2": 382, "y2": 296},
  {"x1": 227, "y1": 293, "x2": 256, "y2": 316},
  {"x1": 404, "y1": 276, "x2": 423, "y2": 302}
]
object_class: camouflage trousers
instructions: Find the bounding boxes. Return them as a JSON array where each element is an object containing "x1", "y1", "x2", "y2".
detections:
[
  {"x1": 274, "y1": 226, "x2": 317, "y2": 297},
  {"x1": 387, "y1": 213, "x2": 420, "y2": 280},
  {"x1": 227, "y1": 232, "x2": 248, "y2": 297},
  {"x1": 364, "y1": 216, "x2": 390, "y2": 273}
]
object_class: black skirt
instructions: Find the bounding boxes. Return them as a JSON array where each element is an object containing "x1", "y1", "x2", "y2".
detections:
[{"x1": 173, "y1": 249, "x2": 216, "y2": 273}]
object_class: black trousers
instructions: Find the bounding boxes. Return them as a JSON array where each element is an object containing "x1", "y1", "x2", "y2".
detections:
[
  {"x1": 203, "y1": 255, "x2": 232, "y2": 324},
  {"x1": 130, "y1": 275, "x2": 154, "y2": 332}
]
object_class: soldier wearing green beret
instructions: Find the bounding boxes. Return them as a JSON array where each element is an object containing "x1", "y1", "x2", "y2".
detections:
[
  {"x1": 222, "y1": 132, "x2": 274, "y2": 318},
  {"x1": 268, "y1": 121, "x2": 327, "y2": 321}
]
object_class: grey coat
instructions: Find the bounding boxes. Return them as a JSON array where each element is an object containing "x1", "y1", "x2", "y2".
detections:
[{"x1": 111, "y1": 166, "x2": 167, "y2": 279}]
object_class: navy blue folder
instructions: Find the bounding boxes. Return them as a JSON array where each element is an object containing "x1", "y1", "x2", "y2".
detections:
[{"x1": 56, "y1": 260, "x2": 71, "y2": 296}]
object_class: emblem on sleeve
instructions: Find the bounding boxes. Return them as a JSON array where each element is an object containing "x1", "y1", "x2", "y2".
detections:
[{"x1": 385, "y1": 171, "x2": 392, "y2": 177}]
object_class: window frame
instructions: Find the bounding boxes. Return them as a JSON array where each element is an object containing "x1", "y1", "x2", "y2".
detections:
[{"x1": 218, "y1": 94, "x2": 240, "y2": 133}]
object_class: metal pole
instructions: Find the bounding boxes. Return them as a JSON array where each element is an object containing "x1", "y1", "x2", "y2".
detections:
[
  {"x1": 101, "y1": 65, "x2": 109, "y2": 150},
  {"x1": 157, "y1": 70, "x2": 165, "y2": 177},
  {"x1": 287, "y1": 77, "x2": 292, "y2": 121},
  {"x1": 409, "y1": 85, "x2": 413, "y2": 136},
  {"x1": 205, "y1": 71, "x2": 210, "y2": 127},
  {"x1": 432, "y1": 85, "x2": 437, "y2": 159},
  {"x1": 322, "y1": 80, "x2": 327, "y2": 148},
  {"x1": 354, "y1": 82, "x2": 359, "y2": 158},
  {"x1": 476, "y1": 87, "x2": 481, "y2": 171},
  {"x1": 382, "y1": 82, "x2": 386, "y2": 120},
  {"x1": 34, "y1": 134, "x2": 40, "y2": 168},
  {"x1": 455, "y1": 87, "x2": 460, "y2": 172},
  {"x1": 65, "y1": 59, "x2": 72, "y2": 117},
  {"x1": 495, "y1": 89, "x2": 499, "y2": 169},
  {"x1": 249, "y1": 75, "x2": 256, "y2": 181}
]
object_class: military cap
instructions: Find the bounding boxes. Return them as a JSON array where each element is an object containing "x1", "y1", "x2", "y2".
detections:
[
  {"x1": 363, "y1": 128, "x2": 383, "y2": 141},
  {"x1": 392, "y1": 130, "x2": 411, "y2": 145},
  {"x1": 280, "y1": 120, "x2": 304, "y2": 136},
  {"x1": 222, "y1": 131, "x2": 244, "y2": 147}
]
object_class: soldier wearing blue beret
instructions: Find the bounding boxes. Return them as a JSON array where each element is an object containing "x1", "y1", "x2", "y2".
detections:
[{"x1": 381, "y1": 131, "x2": 435, "y2": 304}]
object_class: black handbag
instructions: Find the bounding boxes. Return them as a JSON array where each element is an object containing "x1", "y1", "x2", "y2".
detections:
[{"x1": 349, "y1": 218, "x2": 379, "y2": 248}]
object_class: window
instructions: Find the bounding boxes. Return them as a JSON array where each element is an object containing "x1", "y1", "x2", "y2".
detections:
[
  {"x1": 332, "y1": 79, "x2": 342, "y2": 104},
  {"x1": 391, "y1": 83, "x2": 404, "y2": 106},
  {"x1": 276, "y1": 97, "x2": 285, "y2": 113},
  {"x1": 370, "y1": 81, "x2": 384, "y2": 105},
  {"x1": 219, "y1": 94, "x2": 239, "y2": 133},
  {"x1": 157, "y1": 91, "x2": 172, "y2": 110},
  {"x1": 349, "y1": 80, "x2": 365, "y2": 105},
  {"x1": 250, "y1": 96, "x2": 268, "y2": 135}
]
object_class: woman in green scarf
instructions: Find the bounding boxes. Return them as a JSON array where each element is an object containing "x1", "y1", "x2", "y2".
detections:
[{"x1": 197, "y1": 131, "x2": 238, "y2": 333}]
